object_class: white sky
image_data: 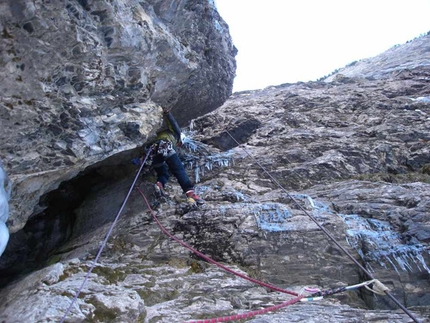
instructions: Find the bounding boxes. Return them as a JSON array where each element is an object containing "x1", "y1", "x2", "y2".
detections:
[{"x1": 214, "y1": 0, "x2": 430, "y2": 92}]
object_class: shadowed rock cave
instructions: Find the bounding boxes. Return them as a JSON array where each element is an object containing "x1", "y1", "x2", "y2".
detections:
[
  {"x1": 0, "y1": 118, "x2": 257, "y2": 287},
  {"x1": 0, "y1": 148, "x2": 143, "y2": 288}
]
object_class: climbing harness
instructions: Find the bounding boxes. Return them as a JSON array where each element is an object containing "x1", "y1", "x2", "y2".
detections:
[
  {"x1": 60, "y1": 146, "x2": 153, "y2": 323},
  {"x1": 212, "y1": 114, "x2": 422, "y2": 323},
  {"x1": 156, "y1": 139, "x2": 175, "y2": 158},
  {"x1": 142, "y1": 140, "x2": 175, "y2": 167}
]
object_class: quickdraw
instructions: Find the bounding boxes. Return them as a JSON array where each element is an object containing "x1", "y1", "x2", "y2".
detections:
[{"x1": 145, "y1": 140, "x2": 174, "y2": 166}]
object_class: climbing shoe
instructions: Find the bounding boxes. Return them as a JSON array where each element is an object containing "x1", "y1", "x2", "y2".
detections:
[
  {"x1": 186, "y1": 190, "x2": 205, "y2": 206},
  {"x1": 154, "y1": 182, "x2": 165, "y2": 197}
]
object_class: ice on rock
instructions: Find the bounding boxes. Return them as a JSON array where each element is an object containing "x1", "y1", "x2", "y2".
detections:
[
  {"x1": 178, "y1": 129, "x2": 429, "y2": 274},
  {"x1": 180, "y1": 130, "x2": 234, "y2": 183},
  {"x1": 0, "y1": 160, "x2": 11, "y2": 257},
  {"x1": 257, "y1": 191, "x2": 429, "y2": 273}
]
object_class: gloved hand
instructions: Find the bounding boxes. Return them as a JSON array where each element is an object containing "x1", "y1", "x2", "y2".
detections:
[{"x1": 131, "y1": 158, "x2": 142, "y2": 165}]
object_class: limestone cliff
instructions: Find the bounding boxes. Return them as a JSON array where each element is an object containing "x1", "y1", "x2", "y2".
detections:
[
  {"x1": 1, "y1": 2, "x2": 430, "y2": 323},
  {"x1": 0, "y1": 0, "x2": 236, "y2": 233}
]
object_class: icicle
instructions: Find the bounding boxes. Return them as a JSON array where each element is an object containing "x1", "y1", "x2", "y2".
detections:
[
  {"x1": 179, "y1": 126, "x2": 429, "y2": 274},
  {"x1": 194, "y1": 166, "x2": 200, "y2": 183},
  {"x1": 0, "y1": 159, "x2": 11, "y2": 257},
  {"x1": 179, "y1": 129, "x2": 234, "y2": 182}
]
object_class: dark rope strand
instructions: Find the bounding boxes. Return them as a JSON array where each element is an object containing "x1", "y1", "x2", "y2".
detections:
[
  {"x1": 213, "y1": 114, "x2": 421, "y2": 323},
  {"x1": 60, "y1": 147, "x2": 152, "y2": 323}
]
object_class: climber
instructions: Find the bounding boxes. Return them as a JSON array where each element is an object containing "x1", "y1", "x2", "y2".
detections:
[{"x1": 143, "y1": 108, "x2": 204, "y2": 206}]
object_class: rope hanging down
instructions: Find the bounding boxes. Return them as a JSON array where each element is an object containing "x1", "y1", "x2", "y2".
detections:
[
  {"x1": 137, "y1": 183, "x2": 388, "y2": 322},
  {"x1": 59, "y1": 144, "x2": 297, "y2": 323},
  {"x1": 60, "y1": 147, "x2": 153, "y2": 323},
  {"x1": 59, "y1": 115, "x2": 421, "y2": 323},
  {"x1": 137, "y1": 186, "x2": 298, "y2": 297},
  {"x1": 212, "y1": 114, "x2": 421, "y2": 323},
  {"x1": 137, "y1": 187, "x2": 308, "y2": 322}
]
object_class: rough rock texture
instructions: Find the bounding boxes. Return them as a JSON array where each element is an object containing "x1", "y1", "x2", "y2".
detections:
[
  {"x1": 1, "y1": 10, "x2": 430, "y2": 323},
  {"x1": 0, "y1": 0, "x2": 236, "y2": 232},
  {"x1": 324, "y1": 33, "x2": 430, "y2": 81}
]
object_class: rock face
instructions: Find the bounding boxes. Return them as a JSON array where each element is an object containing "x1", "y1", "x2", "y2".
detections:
[
  {"x1": 0, "y1": 6, "x2": 430, "y2": 323},
  {"x1": 324, "y1": 33, "x2": 430, "y2": 81},
  {"x1": 0, "y1": 0, "x2": 236, "y2": 232}
]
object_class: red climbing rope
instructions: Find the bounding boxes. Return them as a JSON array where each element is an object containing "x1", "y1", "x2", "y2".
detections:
[
  {"x1": 184, "y1": 296, "x2": 303, "y2": 323},
  {"x1": 136, "y1": 187, "x2": 298, "y2": 297}
]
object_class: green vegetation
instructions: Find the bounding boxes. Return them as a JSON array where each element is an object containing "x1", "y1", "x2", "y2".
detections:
[
  {"x1": 83, "y1": 296, "x2": 121, "y2": 322},
  {"x1": 92, "y1": 266, "x2": 128, "y2": 284}
]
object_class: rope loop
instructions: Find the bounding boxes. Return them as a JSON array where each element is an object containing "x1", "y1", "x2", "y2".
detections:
[{"x1": 365, "y1": 279, "x2": 390, "y2": 295}]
